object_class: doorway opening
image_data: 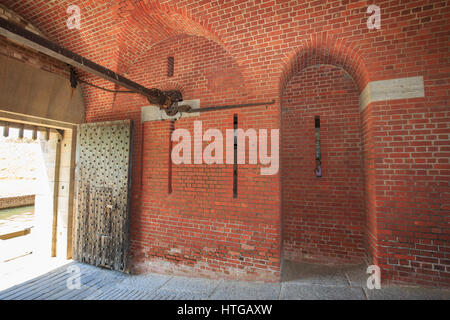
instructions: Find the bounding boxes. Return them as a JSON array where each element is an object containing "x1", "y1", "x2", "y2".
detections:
[{"x1": 0, "y1": 119, "x2": 76, "y2": 290}]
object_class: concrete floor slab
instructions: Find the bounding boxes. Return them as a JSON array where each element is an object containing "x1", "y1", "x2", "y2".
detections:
[
  {"x1": 152, "y1": 288, "x2": 210, "y2": 300},
  {"x1": 365, "y1": 286, "x2": 450, "y2": 300},
  {"x1": 280, "y1": 283, "x2": 366, "y2": 300},
  {"x1": 342, "y1": 263, "x2": 371, "y2": 287},
  {"x1": 282, "y1": 260, "x2": 350, "y2": 287},
  {"x1": 117, "y1": 273, "x2": 171, "y2": 291},
  {"x1": 209, "y1": 281, "x2": 281, "y2": 300},
  {"x1": 161, "y1": 276, "x2": 221, "y2": 296},
  {"x1": 1, "y1": 261, "x2": 449, "y2": 300}
]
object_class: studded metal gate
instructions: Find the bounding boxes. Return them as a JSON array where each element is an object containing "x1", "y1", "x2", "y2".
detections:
[{"x1": 73, "y1": 120, "x2": 132, "y2": 272}]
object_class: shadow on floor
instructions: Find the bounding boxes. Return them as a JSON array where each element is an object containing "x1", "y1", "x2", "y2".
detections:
[
  {"x1": 281, "y1": 260, "x2": 368, "y2": 285},
  {"x1": 1, "y1": 260, "x2": 449, "y2": 300}
]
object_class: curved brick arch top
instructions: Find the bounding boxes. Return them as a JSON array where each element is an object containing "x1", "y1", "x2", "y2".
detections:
[
  {"x1": 116, "y1": 2, "x2": 225, "y2": 75},
  {"x1": 113, "y1": 33, "x2": 249, "y2": 112},
  {"x1": 279, "y1": 35, "x2": 370, "y2": 97},
  {"x1": 157, "y1": 81, "x2": 187, "y2": 98}
]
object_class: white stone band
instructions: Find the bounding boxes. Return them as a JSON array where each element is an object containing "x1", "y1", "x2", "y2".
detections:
[
  {"x1": 359, "y1": 76, "x2": 425, "y2": 110},
  {"x1": 141, "y1": 99, "x2": 200, "y2": 122}
]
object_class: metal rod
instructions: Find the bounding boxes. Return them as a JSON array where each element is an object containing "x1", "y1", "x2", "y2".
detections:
[
  {"x1": 0, "y1": 17, "x2": 172, "y2": 108},
  {"x1": 187, "y1": 100, "x2": 276, "y2": 113}
]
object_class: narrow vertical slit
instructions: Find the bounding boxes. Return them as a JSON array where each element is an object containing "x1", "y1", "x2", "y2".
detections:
[
  {"x1": 168, "y1": 120, "x2": 175, "y2": 194},
  {"x1": 315, "y1": 116, "x2": 321, "y2": 159},
  {"x1": 167, "y1": 56, "x2": 174, "y2": 77},
  {"x1": 233, "y1": 114, "x2": 238, "y2": 198},
  {"x1": 315, "y1": 116, "x2": 322, "y2": 178}
]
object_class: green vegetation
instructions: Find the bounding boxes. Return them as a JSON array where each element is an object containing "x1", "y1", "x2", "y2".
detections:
[{"x1": 0, "y1": 205, "x2": 34, "y2": 220}]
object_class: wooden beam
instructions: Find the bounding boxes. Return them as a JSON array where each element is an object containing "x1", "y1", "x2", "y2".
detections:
[
  {"x1": 51, "y1": 135, "x2": 61, "y2": 257},
  {"x1": 0, "y1": 17, "x2": 171, "y2": 108},
  {"x1": 0, "y1": 228, "x2": 31, "y2": 240},
  {"x1": 0, "y1": 120, "x2": 63, "y2": 136}
]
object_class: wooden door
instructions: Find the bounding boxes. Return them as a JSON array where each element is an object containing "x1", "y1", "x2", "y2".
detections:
[{"x1": 73, "y1": 120, "x2": 132, "y2": 272}]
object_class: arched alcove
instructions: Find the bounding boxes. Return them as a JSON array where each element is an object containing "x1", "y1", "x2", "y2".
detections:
[{"x1": 279, "y1": 36, "x2": 371, "y2": 273}]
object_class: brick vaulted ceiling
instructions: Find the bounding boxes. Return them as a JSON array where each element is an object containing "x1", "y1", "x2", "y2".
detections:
[
  {"x1": 0, "y1": 1, "x2": 230, "y2": 73},
  {"x1": 0, "y1": 1, "x2": 375, "y2": 81},
  {"x1": 0, "y1": 0, "x2": 448, "y2": 97}
]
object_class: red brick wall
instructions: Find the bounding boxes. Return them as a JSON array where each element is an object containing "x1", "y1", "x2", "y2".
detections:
[
  {"x1": 364, "y1": 98, "x2": 450, "y2": 287},
  {"x1": 0, "y1": 4, "x2": 68, "y2": 78},
  {"x1": 0, "y1": 0, "x2": 448, "y2": 286},
  {"x1": 86, "y1": 35, "x2": 281, "y2": 281},
  {"x1": 282, "y1": 65, "x2": 365, "y2": 265}
]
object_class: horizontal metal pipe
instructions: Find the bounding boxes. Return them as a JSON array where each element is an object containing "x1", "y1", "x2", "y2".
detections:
[
  {"x1": 187, "y1": 100, "x2": 276, "y2": 113},
  {"x1": 0, "y1": 17, "x2": 170, "y2": 108}
]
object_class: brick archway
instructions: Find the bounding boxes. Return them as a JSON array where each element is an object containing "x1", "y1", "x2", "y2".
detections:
[
  {"x1": 279, "y1": 35, "x2": 370, "y2": 97},
  {"x1": 280, "y1": 35, "x2": 371, "y2": 267},
  {"x1": 115, "y1": 2, "x2": 227, "y2": 76}
]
